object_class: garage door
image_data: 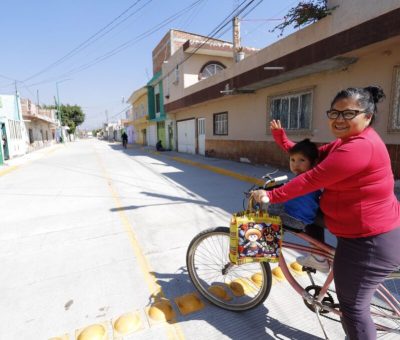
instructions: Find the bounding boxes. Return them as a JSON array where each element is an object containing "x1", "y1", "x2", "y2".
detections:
[
  {"x1": 147, "y1": 125, "x2": 157, "y2": 146},
  {"x1": 177, "y1": 119, "x2": 195, "y2": 154}
]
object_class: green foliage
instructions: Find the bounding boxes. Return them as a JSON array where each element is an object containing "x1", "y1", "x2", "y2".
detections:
[
  {"x1": 271, "y1": 0, "x2": 337, "y2": 36},
  {"x1": 44, "y1": 104, "x2": 85, "y2": 134},
  {"x1": 60, "y1": 104, "x2": 85, "y2": 134},
  {"x1": 92, "y1": 128, "x2": 102, "y2": 137}
]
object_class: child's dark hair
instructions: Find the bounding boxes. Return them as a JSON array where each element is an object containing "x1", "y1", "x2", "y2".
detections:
[{"x1": 289, "y1": 139, "x2": 319, "y2": 164}]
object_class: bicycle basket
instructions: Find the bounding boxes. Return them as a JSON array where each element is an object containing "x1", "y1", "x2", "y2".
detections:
[{"x1": 229, "y1": 210, "x2": 283, "y2": 265}]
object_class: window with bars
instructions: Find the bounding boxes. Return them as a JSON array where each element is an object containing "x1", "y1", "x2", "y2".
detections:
[
  {"x1": 199, "y1": 61, "x2": 225, "y2": 80},
  {"x1": 213, "y1": 112, "x2": 228, "y2": 135},
  {"x1": 389, "y1": 66, "x2": 400, "y2": 132},
  {"x1": 269, "y1": 91, "x2": 313, "y2": 130}
]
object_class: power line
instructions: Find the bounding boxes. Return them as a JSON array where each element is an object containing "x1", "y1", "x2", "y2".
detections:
[
  {"x1": 23, "y1": 0, "x2": 150, "y2": 83},
  {"x1": 24, "y1": 0, "x2": 206, "y2": 88},
  {"x1": 23, "y1": 0, "x2": 260, "y2": 90},
  {"x1": 160, "y1": 0, "x2": 261, "y2": 83}
]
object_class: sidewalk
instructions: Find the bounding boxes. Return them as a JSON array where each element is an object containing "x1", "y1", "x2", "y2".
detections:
[
  {"x1": 139, "y1": 145, "x2": 400, "y2": 200},
  {"x1": 0, "y1": 144, "x2": 62, "y2": 176}
]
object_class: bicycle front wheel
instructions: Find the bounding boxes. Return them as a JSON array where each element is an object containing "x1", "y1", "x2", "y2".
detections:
[
  {"x1": 370, "y1": 270, "x2": 400, "y2": 334},
  {"x1": 186, "y1": 226, "x2": 272, "y2": 311}
]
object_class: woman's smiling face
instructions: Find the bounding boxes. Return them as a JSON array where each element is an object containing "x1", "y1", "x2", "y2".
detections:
[{"x1": 328, "y1": 97, "x2": 372, "y2": 139}]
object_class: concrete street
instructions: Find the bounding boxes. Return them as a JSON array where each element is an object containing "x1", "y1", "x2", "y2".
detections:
[{"x1": 0, "y1": 140, "x2": 397, "y2": 340}]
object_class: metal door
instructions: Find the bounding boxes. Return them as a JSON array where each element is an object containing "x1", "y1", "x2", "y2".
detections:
[{"x1": 197, "y1": 118, "x2": 205, "y2": 155}]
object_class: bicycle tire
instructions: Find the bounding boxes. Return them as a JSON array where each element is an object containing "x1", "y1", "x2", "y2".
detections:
[
  {"x1": 371, "y1": 270, "x2": 400, "y2": 334},
  {"x1": 186, "y1": 226, "x2": 272, "y2": 311}
]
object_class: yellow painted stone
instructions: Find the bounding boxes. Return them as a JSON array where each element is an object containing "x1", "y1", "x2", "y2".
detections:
[
  {"x1": 229, "y1": 281, "x2": 245, "y2": 297},
  {"x1": 251, "y1": 272, "x2": 263, "y2": 287},
  {"x1": 230, "y1": 278, "x2": 254, "y2": 296},
  {"x1": 208, "y1": 285, "x2": 231, "y2": 301},
  {"x1": 148, "y1": 300, "x2": 176, "y2": 321},
  {"x1": 175, "y1": 293, "x2": 205, "y2": 315},
  {"x1": 272, "y1": 266, "x2": 285, "y2": 281},
  {"x1": 76, "y1": 324, "x2": 107, "y2": 340},
  {"x1": 113, "y1": 312, "x2": 141, "y2": 335},
  {"x1": 290, "y1": 261, "x2": 305, "y2": 275},
  {"x1": 48, "y1": 335, "x2": 69, "y2": 340}
]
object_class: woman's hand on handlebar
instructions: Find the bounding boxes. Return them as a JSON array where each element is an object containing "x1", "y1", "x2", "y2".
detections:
[{"x1": 251, "y1": 189, "x2": 270, "y2": 204}]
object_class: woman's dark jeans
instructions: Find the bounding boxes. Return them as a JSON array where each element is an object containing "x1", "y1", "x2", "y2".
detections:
[{"x1": 333, "y1": 227, "x2": 400, "y2": 340}]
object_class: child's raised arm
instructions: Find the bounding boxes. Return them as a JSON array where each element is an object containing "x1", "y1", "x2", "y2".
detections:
[
  {"x1": 270, "y1": 119, "x2": 295, "y2": 152},
  {"x1": 270, "y1": 119, "x2": 282, "y2": 131}
]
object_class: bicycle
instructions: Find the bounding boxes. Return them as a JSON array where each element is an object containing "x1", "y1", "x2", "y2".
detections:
[{"x1": 186, "y1": 174, "x2": 400, "y2": 338}]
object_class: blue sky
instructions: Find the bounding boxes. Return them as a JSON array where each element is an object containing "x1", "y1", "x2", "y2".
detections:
[{"x1": 0, "y1": 0, "x2": 299, "y2": 129}]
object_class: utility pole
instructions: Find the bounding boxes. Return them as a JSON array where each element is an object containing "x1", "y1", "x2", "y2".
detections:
[
  {"x1": 56, "y1": 82, "x2": 62, "y2": 143},
  {"x1": 232, "y1": 16, "x2": 242, "y2": 62},
  {"x1": 55, "y1": 79, "x2": 71, "y2": 143},
  {"x1": 36, "y1": 89, "x2": 40, "y2": 109}
]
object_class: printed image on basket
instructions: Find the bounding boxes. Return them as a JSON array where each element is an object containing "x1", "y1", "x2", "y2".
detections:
[
  {"x1": 239, "y1": 222, "x2": 281, "y2": 258},
  {"x1": 229, "y1": 212, "x2": 282, "y2": 265}
]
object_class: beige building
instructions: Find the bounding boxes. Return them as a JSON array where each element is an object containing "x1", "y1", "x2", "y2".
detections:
[
  {"x1": 127, "y1": 86, "x2": 149, "y2": 145},
  {"x1": 20, "y1": 98, "x2": 58, "y2": 151},
  {"x1": 163, "y1": 0, "x2": 400, "y2": 179}
]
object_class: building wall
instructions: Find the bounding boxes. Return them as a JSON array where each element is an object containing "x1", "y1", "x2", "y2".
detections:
[
  {"x1": 163, "y1": 48, "x2": 234, "y2": 104},
  {"x1": 171, "y1": 38, "x2": 400, "y2": 177},
  {"x1": 0, "y1": 94, "x2": 28, "y2": 158},
  {"x1": 173, "y1": 0, "x2": 400, "y2": 100},
  {"x1": 152, "y1": 29, "x2": 234, "y2": 74}
]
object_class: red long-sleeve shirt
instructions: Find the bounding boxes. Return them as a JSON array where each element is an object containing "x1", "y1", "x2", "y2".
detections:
[{"x1": 269, "y1": 128, "x2": 400, "y2": 238}]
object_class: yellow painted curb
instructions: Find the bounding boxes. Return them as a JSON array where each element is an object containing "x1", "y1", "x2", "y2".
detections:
[
  {"x1": 147, "y1": 149, "x2": 264, "y2": 186},
  {"x1": 0, "y1": 165, "x2": 19, "y2": 177}
]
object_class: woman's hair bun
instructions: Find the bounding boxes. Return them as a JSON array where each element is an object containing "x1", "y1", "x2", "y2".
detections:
[{"x1": 364, "y1": 85, "x2": 385, "y2": 104}]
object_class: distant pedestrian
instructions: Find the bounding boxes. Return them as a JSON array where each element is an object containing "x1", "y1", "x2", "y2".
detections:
[
  {"x1": 156, "y1": 140, "x2": 165, "y2": 151},
  {"x1": 121, "y1": 131, "x2": 128, "y2": 149}
]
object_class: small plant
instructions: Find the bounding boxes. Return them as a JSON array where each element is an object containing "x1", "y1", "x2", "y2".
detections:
[{"x1": 271, "y1": 0, "x2": 337, "y2": 36}]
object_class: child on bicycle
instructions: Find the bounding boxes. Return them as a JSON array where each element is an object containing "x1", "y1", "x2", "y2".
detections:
[{"x1": 269, "y1": 119, "x2": 328, "y2": 272}]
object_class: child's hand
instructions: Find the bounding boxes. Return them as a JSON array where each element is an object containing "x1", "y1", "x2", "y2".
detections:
[{"x1": 270, "y1": 119, "x2": 282, "y2": 131}]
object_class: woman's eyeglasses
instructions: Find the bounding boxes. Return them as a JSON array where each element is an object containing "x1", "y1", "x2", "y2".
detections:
[{"x1": 326, "y1": 109, "x2": 366, "y2": 120}]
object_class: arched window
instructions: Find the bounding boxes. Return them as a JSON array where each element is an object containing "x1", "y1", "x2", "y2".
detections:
[{"x1": 199, "y1": 61, "x2": 225, "y2": 80}]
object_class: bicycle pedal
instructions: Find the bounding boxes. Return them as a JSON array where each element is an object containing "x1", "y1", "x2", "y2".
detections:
[{"x1": 302, "y1": 266, "x2": 317, "y2": 274}]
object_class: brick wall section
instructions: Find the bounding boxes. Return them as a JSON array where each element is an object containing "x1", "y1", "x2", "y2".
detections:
[
  {"x1": 205, "y1": 140, "x2": 400, "y2": 179},
  {"x1": 152, "y1": 32, "x2": 171, "y2": 75}
]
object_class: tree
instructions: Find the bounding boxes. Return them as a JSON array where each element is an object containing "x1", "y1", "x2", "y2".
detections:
[
  {"x1": 271, "y1": 0, "x2": 337, "y2": 36},
  {"x1": 60, "y1": 105, "x2": 85, "y2": 134},
  {"x1": 44, "y1": 104, "x2": 85, "y2": 134}
]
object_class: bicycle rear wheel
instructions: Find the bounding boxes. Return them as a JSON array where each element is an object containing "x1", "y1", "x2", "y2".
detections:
[
  {"x1": 371, "y1": 270, "x2": 400, "y2": 334},
  {"x1": 186, "y1": 226, "x2": 272, "y2": 311}
]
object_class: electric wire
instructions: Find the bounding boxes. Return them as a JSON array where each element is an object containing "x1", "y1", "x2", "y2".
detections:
[
  {"x1": 23, "y1": 0, "x2": 149, "y2": 83},
  {"x1": 24, "y1": 0, "x2": 206, "y2": 88}
]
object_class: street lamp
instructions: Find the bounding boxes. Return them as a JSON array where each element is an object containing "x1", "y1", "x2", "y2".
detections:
[{"x1": 55, "y1": 78, "x2": 71, "y2": 143}]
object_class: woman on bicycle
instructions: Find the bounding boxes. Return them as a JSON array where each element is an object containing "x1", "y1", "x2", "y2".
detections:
[{"x1": 252, "y1": 86, "x2": 400, "y2": 340}]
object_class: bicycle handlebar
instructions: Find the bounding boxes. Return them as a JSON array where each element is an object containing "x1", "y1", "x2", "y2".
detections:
[{"x1": 263, "y1": 175, "x2": 288, "y2": 189}]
